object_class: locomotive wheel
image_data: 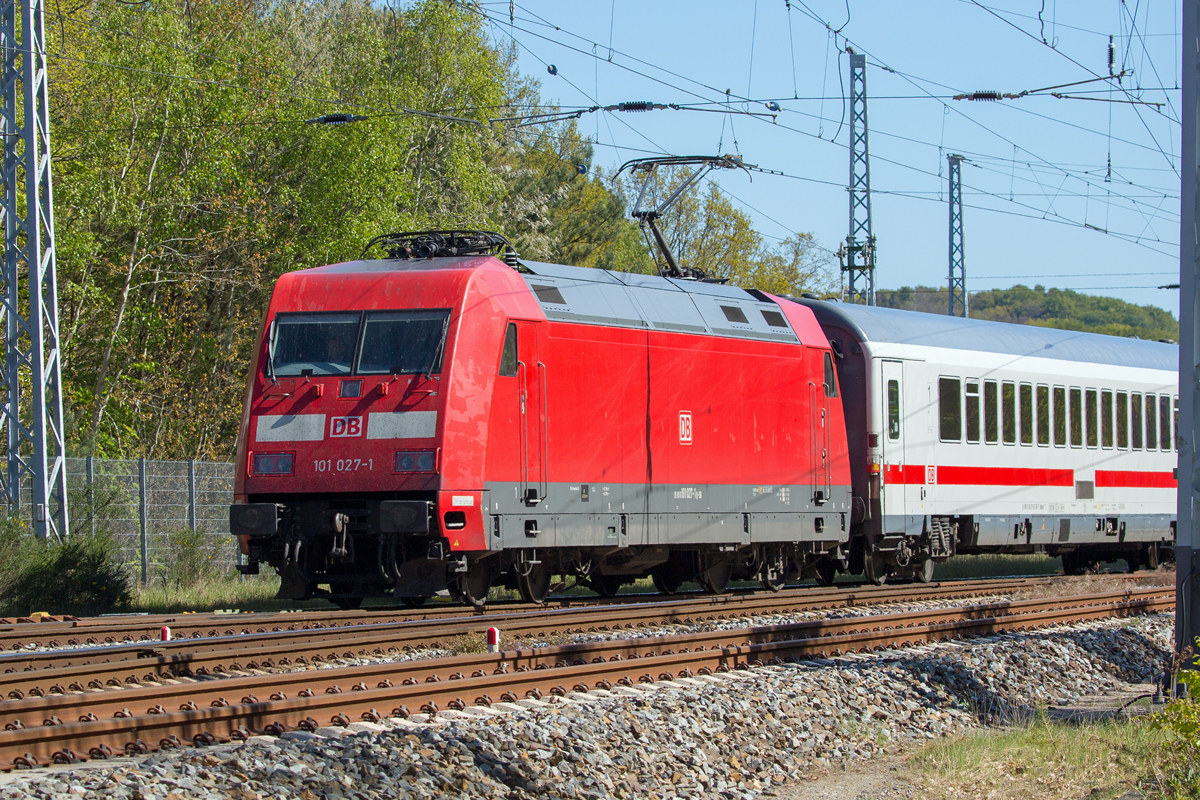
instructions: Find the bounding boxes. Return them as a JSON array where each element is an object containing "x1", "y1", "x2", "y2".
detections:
[
  {"x1": 913, "y1": 557, "x2": 935, "y2": 583},
  {"x1": 516, "y1": 562, "x2": 552, "y2": 604},
  {"x1": 814, "y1": 559, "x2": 837, "y2": 587},
  {"x1": 454, "y1": 565, "x2": 493, "y2": 608},
  {"x1": 864, "y1": 552, "x2": 888, "y2": 586},
  {"x1": 399, "y1": 596, "x2": 427, "y2": 608},
  {"x1": 651, "y1": 567, "x2": 683, "y2": 595},
  {"x1": 701, "y1": 560, "x2": 732, "y2": 594},
  {"x1": 592, "y1": 574, "x2": 625, "y2": 598},
  {"x1": 330, "y1": 583, "x2": 363, "y2": 610}
]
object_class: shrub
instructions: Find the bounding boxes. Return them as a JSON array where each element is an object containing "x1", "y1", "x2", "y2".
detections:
[
  {"x1": 154, "y1": 527, "x2": 228, "y2": 590},
  {"x1": 0, "y1": 519, "x2": 133, "y2": 616}
]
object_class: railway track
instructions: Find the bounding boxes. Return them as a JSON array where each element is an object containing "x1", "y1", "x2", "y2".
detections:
[
  {"x1": 0, "y1": 586, "x2": 1172, "y2": 770},
  {"x1": 0, "y1": 577, "x2": 1071, "y2": 698}
]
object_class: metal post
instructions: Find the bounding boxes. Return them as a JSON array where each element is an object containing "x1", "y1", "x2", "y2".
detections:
[
  {"x1": 840, "y1": 51, "x2": 876, "y2": 306},
  {"x1": 85, "y1": 455, "x2": 93, "y2": 537},
  {"x1": 1179, "y1": 0, "x2": 1200, "y2": 663},
  {"x1": 948, "y1": 154, "x2": 967, "y2": 318},
  {"x1": 187, "y1": 458, "x2": 196, "y2": 532},
  {"x1": 138, "y1": 457, "x2": 148, "y2": 586},
  {"x1": 0, "y1": 0, "x2": 67, "y2": 540}
]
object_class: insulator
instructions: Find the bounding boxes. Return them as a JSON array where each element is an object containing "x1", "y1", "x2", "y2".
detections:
[
  {"x1": 967, "y1": 90, "x2": 1001, "y2": 102},
  {"x1": 1108, "y1": 35, "x2": 1114, "y2": 74},
  {"x1": 547, "y1": 64, "x2": 557, "y2": 76},
  {"x1": 618, "y1": 101, "x2": 652, "y2": 112}
]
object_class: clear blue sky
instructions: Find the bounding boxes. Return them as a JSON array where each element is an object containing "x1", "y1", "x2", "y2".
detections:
[{"x1": 477, "y1": 1, "x2": 1181, "y2": 315}]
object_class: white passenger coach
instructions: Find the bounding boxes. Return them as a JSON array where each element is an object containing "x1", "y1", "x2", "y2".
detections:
[{"x1": 794, "y1": 299, "x2": 1177, "y2": 584}]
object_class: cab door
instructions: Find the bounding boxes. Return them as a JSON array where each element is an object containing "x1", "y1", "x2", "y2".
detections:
[
  {"x1": 880, "y1": 360, "x2": 906, "y2": 524},
  {"x1": 516, "y1": 320, "x2": 547, "y2": 505}
]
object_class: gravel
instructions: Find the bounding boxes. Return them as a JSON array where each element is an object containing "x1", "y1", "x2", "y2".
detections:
[{"x1": 0, "y1": 612, "x2": 1174, "y2": 799}]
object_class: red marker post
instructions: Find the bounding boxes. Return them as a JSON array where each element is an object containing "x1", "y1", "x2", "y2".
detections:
[
  {"x1": 486, "y1": 627, "x2": 500, "y2": 653},
  {"x1": 160, "y1": 626, "x2": 171, "y2": 642}
]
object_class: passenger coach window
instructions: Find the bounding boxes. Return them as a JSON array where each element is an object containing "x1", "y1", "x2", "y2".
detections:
[
  {"x1": 1053, "y1": 387, "x2": 1067, "y2": 447},
  {"x1": 1116, "y1": 392, "x2": 1129, "y2": 449},
  {"x1": 1176, "y1": 398, "x2": 1181, "y2": 452},
  {"x1": 823, "y1": 353, "x2": 839, "y2": 397},
  {"x1": 1132, "y1": 394, "x2": 1144, "y2": 449},
  {"x1": 887, "y1": 380, "x2": 900, "y2": 440},
  {"x1": 1070, "y1": 388, "x2": 1083, "y2": 448},
  {"x1": 1101, "y1": 390, "x2": 1113, "y2": 449},
  {"x1": 1160, "y1": 395, "x2": 1172, "y2": 451},
  {"x1": 498, "y1": 323, "x2": 518, "y2": 377},
  {"x1": 357, "y1": 310, "x2": 451, "y2": 375},
  {"x1": 1085, "y1": 389, "x2": 1098, "y2": 448},
  {"x1": 1145, "y1": 394, "x2": 1158, "y2": 449},
  {"x1": 1036, "y1": 385, "x2": 1050, "y2": 446},
  {"x1": 939, "y1": 377, "x2": 962, "y2": 442},
  {"x1": 965, "y1": 381, "x2": 980, "y2": 443},
  {"x1": 984, "y1": 380, "x2": 999, "y2": 444},
  {"x1": 1019, "y1": 384, "x2": 1033, "y2": 445},
  {"x1": 1002, "y1": 382, "x2": 1016, "y2": 445}
]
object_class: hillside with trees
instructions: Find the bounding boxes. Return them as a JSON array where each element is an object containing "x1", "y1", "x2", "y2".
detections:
[{"x1": 876, "y1": 285, "x2": 1179, "y2": 343}]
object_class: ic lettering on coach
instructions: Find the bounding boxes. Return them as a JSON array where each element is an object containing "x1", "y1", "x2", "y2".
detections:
[{"x1": 330, "y1": 416, "x2": 362, "y2": 438}]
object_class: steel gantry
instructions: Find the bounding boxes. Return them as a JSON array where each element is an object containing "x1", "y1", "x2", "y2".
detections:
[
  {"x1": 838, "y1": 52, "x2": 876, "y2": 306},
  {"x1": 0, "y1": 0, "x2": 68, "y2": 540},
  {"x1": 947, "y1": 154, "x2": 967, "y2": 317}
]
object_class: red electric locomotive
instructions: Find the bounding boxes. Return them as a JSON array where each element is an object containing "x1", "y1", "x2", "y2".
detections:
[{"x1": 230, "y1": 231, "x2": 853, "y2": 607}]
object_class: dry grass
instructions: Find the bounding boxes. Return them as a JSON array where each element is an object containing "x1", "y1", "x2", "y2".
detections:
[
  {"x1": 911, "y1": 716, "x2": 1194, "y2": 799},
  {"x1": 932, "y1": 553, "x2": 1064, "y2": 580}
]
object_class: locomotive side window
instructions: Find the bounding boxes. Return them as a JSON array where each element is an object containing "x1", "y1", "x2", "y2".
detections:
[
  {"x1": 1019, "y1": 383, "x2": 1033, "y2": 445},
  {"x1": 1116, "y1": 392, "x2": 1129, "y2": 449},
  {"x1": 1002, "y1": 382, "x2": 1016, "y2": 445},
  {"x1": 1145, "y1": 394, "x2": 1158, "y2": 450},
  {"x1": 1101, "y1": 390, "x2": 1113, "y2": 448},
  {"x1": 823, "y1": 353, "x2": 839, "y2": 397},
  {"x1": 984, "y1": 380, "x2": 999, "y2": 444},
  {"x1": 1036, "y1": 385, "x2": 1050, "y2": 446},
  {"x1": 938, "y1": 377, "x2": 961, "y2": 442},
  {"x1": 1085, "y1": 389, "x2": 1098, "y2": 448},
  {"x1": 1053, "y1": 387, "x2": 1067, "y2": 447},
  {"x1": 965, "y1": 381, "x2": 980, "y2": 443},
  {"x1": 1160, "y1": 395, "x2": 1172, "y2": 451},
  {"x1": 1069, "y1": 388, "x2": 1083, "y2": 448},
  {"x1": 357, "y1": 310, "x2": 451, "y2": 375},
  {"x1": 498, "y1": 324, "x2": 518, "y2": 377},
  {"x1": 271, "y1": 312, "x2": 361, "y2": 377},
  {"x1": 887, "y1": 380, "x2": 901, "y2": 441},
  {"x1": 1132, "y1": 393, "x2": 1144, "y2": 449}
]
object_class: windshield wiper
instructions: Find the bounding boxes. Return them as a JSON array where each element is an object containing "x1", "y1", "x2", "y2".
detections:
[
  {"x1": 425, "y1": 314, "x2": 451, "y2": 381},
  {"x1": 265, "y1": 320, "x2": 277, "y2": 383}
]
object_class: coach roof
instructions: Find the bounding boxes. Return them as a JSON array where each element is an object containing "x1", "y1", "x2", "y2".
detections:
[{"x1": 793, "y1": 299, "x2": 1177, "y2": 372}]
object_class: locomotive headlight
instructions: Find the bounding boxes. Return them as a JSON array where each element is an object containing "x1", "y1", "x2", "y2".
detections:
[
  {"x1": 395, "y1": 450, "x2": 437, "y2": 473},
  {"x1": 253, "y1": 453, "x2": 294, "y2": 476}
]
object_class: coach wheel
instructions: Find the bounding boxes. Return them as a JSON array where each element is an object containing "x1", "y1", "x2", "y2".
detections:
[
  {"x1": 913, "y1": 557, "x2": 935, "y2": 584},
  {"x1": 1145, "y1": 543, "x2": 1161, "y2": 571},
  {"x1": 399, "y1": 596, "x2": 427, "y2": 609},
  {"x1": 651, "y1": 567, "x2": 683, "y2": 595},
  {"x1": 864, "y1": 552, "x2": 888, "y2": 586},
  {"x1": 454, "y1": 564, "x2": 493, "y2": 608},
  {"x1": 701, "y1": 560, "x2": 732, "y2": 595},
  {"x1": 592, "y1": 574, "x2": 625, "y2": 598},
  {"x1": 813, "y1": 559, "x2": 836, "y2": 588},
  {"x1": 516, "y1": 562, "x2": 552, "y2": 604}
]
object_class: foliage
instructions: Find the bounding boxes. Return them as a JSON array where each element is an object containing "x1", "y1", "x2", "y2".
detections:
[
  {"x1": 0, "y1": 518, "x2": 132, "y2": 616},
  {"x1": 153, "y1": 527, "x2": 227, "y2": 590},
  {"x1": 877, "y1": 284, "x2": 1179, "y2": 342}
]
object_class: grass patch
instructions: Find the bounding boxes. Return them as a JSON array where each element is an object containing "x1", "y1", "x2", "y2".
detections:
[
  {"x1": 932, "y1": 553, "x2": 1064, "y2": 580},
  {"x1": 913, "y1": 716, "x2": 1198, "y2": 799}
]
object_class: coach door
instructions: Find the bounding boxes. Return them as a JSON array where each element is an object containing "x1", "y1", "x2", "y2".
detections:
[
  {"x1": 516, "y1": 321, "x2": 547, "y2": 505},
  {"x1": 880, "y1": 360, "x2": 906, "y2": 522}
]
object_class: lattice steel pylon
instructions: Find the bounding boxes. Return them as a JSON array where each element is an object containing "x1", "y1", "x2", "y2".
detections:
[
  {"x1": 947, "y1": 154, "x2": 967, "y2": 317},
  {"x1": 837, "y1": 52, "x2": 876, "y2": 306},
  {"x1": 0, "y1": 0, "x2": 68, "y2": 540}
]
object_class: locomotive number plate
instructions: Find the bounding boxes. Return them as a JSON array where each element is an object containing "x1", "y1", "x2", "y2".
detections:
[{"x1": 313, "y1": 458, "x2": 374, "y2": 473}]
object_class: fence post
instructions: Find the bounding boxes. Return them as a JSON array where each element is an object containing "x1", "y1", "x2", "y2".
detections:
[
  {"x1": 138, "y1": 458, "x2": 148, "y2": 586},
  {"x1": 187, "y1": 459, "x2": 196, "y2": 532},
  {"x1": 86, "y1": 456, "x2": 94, "y2": 537}
]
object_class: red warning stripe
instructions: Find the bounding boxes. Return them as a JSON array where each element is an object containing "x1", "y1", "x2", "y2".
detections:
[
  {"x1": 1094, "y1": 470, "x2": 1175, "y2": 489},
  {"x1": 883, "y1": 464, "x2": 1072, "y2": 487}
]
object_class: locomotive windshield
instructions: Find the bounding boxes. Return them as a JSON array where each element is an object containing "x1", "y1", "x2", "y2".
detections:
[{"x1": 269, "y1": 310, "x2": 450, "y2": 377}]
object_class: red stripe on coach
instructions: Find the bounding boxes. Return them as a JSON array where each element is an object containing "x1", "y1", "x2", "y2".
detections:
[
  {"x1": 1094, "y1": 470, "x2": 1176, "y2": 488},
  {"x1": 936, "y1": 466, "x2": 1074, "y2": 487}
]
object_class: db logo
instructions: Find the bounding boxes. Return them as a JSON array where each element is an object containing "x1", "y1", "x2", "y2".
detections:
[
  {"x1": 679, "y1": 411, "x2": 693, "y2": 445},
  {"x1": 330, "y1": 416, "x2": 362, "y2": 438},
  {"x1": 925, "y1": 465, "x2": 937, "y2": 485}
]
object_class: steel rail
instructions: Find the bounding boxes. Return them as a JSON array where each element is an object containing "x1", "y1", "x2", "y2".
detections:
[
  {"x1": 0, "y1": 588, "x2": 1169, "y2": 729},
  {"x1": 0, "y1": 589, "x2": 1172, "y2": 770}
]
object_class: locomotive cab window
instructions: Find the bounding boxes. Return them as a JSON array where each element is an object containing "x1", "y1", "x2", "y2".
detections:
[
  {"x1": 1036, "y1": 385, "x2": 1050, "y2": 446},
  {"x1": 270, "y1": 312, "x2": 360, "y2": 377},
  {"x1": 1160, "y1": 395, "x2": 1172, "y2": 452},
  {"x1": 887, "y1": 380, "x2": 901, "y2": 441},
  {"x1": 1132, "y1": 393, "x2": 1144, "y2": 449},
  {"x1": 498, "y1": 323, "x2": 518, "y2": 377},
  {"x1": 1116, "y1": 392, "x2": 1129, "y2": 449},
  {"x1": 357, "y1": 310, "x2": 451, "y2": 375},
  {"x1": 823, "y1": 353, "x2": 839, "y2": 397},
  {"x1": 965, "y1": 381, "x2": 980, "y2": 443},
  {"x1": 984, "y1": 380, "x2": 999, "y2": 444},
  {"x1": 1145, "y1": 394, "x2": 1158, "y2": 450},
  {"x1": 939, "y1": 377, "x2": 961, "y2": 442},
  {"x1": 1019, "y1": 383, "x2": 1033, "y2": 446},
  {"x1": 1101, "y1": 391, "x2": 1113, "y2": 449},
  {"x1": 1053, "y1": 387, "x2": 1067, "y2": 447},
  {"x1": 1002, "y1": 381, "x2": 1016, "y2": 445},
  {"x1": 1085, "y1": 389, "x2": 1098, "y2": 449},
  {"x1": 1069, "y1": 388, "x2": 1083, "y2": 448}
]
